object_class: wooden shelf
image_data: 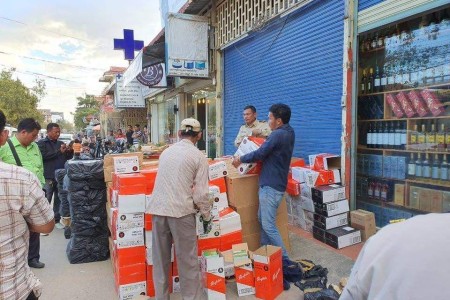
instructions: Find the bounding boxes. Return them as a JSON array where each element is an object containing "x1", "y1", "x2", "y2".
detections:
[
  {"x1": 358, "y1": 115, "x2": 450, "y2": 122},
  {"x1": 358, "y1": 82, "x2": 450, "y2": 97},
  {"x1": 357, "y1": 146, "x2": 450, "y2": 154}
]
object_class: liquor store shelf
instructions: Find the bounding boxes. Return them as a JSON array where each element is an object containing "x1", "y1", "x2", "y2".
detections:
[
  {"x1": 356, "y1": 198, "x2": 425, "y2": 214},
  {"x1": 358, "y1": 82, "x2": 450, "y2": 97},
  {"x1": 357, "y1": 146, "x2": 450, "y2": 155},
  {"x1": 356, "y1": 173, "x2": 450, "y2": 188},
  {"x1": 358, "y1": 115, "x2": 450, "y2": 122}
]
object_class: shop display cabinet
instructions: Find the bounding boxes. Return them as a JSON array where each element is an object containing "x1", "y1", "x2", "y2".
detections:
[{"x1": 356, "y1": 7, "x2": 450, "y2": 226}]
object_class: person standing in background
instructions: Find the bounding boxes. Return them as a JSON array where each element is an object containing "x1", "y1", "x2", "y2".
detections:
[
  {"x1": 125, "y1": 125, "x2": 133, "y2": 148},
  {"x1": 37, "y1": 123, "x2": 71, "y2": 230},
  {"x1": 0, "y1": 118, "x2": 46, "y2": 269},
  {"x1": 143, "y1": 125, "x2": 149, "y2": 144},
  {"x1": 234, "y1": 105, "x2": 271, "y2": 147},
  {"x1": 0, "y1": 110, "x2": 55, "y2": 300}
]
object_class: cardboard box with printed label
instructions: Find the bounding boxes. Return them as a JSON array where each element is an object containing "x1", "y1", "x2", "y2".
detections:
[
  {"x1": 198, "y1": 237, "x2": 221, "y2": 256},
  {"x1": 325, "y1": 226, "x2": 361, "y2": 249},
  {"x1": 313, "y1": 213, "x2": 348, "y2": 230},
  {"x1": 113, "y1": 244, "x2": 146, "y2": 268},
  {"x1": 209, "y1": 161, "x2": 228, "y2": 181},
  {"x1": 419, "y1": 188, "x2": 443, "y2": 213},
  {"x1": 113, "y1": 156, "x2": 140, "y2": 174},
  {"x1": 219, "y1": 249, "x2": 235, "y2": 278},
  {"x1": 104, "y1": 152, "x2": 144, "y2": 169},
  {"x1": 312, "y1": 225, "x2": 326, "y2": 243},
  {"x1": 253, "y1": 245, "x2": 283, "y2": 300},
  {"x1": 312, "y1": 184, "x2": 346, "y2": 204},
  {"x1": 116, "y1": 227, "x2": 144, "y2": 249},
  {"x1": 291, "y1": 166, "x2": 310, "y2": 183},
  {"x1": 113, "y1": 192, "x2": 146, "y2": 214},
  {"x1": 201, "y1": 249, "x2": 226, "y2": 300},
  {"x1": 219, "y1": 208, "x2": 242, "y2": 235},
  {"x1": 394, "y1": 184, "x2": 405, "y2": 206},
  {"x1": 314, "y1": 199, "x2": 349, "y2": 217},
  {"x1": 309, "y1": 153, "x2": 341, "y2": 171},
  {"x1": 232, "y1": 243, "x2": 255, "y2": 297},
  {"x1": 299, "y1": 196, "x2": 315, "y2": 213},
  {"x1": 144, "y1": 213, "x2": 152, "y2": 231},
  {"x1": 196, "y1": 213, "x2": 221, "y2": 239},
  {"x1": 219, "y1": 230, "x2": 243, "y2": 252},
  {"x1": 209, "y1": 177, "x2": 227, "y2": 193},
  {"x1": 300, "y1": 184, "x2": 313, "y2": 199},
  {"x1": 305, "y1": 169, "x2": 341, "y2": 187},
  {"x1": 350, "y1": 209, "x2": 376, "y2": 241},
  {"x1": 225, "y1": 174, "x2": 259, "y2": 208},
  {"x1": 114, "y1": 262, "x2": 146, "y2": 285},
  {"x1": 286, "y1": 178, "x2": 300, "y2": 196},
  {"x1": 116, "y1": 281, "x2": 147, "y2": 300},
  {"x1": 234, "y1": 137, "x2": 265, "y2": 175},
  {"x1": 111, "y1": 210, "x2": 144, "y2": 240}
]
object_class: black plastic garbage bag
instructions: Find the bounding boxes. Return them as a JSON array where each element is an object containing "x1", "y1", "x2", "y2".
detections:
[
  {"x1": 66, "y1": 159, "x2": 104, "y2": 181},
  {"x1": 55, "y1": 169, "x2": 66, "y2": 184},
  {"x1": 66, "y1": 179, "x2": 106, "y2": 192},
  {"x1": 58, "y1": 190, "x2": 70, "y2": 217},
  {"x1": 70, "y1": 216, "x2": 108, "y2": 236},
  {"x1": 303, "y1": 287, "x2": 340, "y2": 300},
  {"x1": 68, "y1": 190, "x2": 106, "y2": 215},
  {"x1": 66, "y1": 234, "x2": 109, "y2": 264}
]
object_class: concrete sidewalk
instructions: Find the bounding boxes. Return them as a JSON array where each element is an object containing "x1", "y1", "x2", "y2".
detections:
[{"x1": 34, "y1": 228, "x2": 357, "y2": 299}]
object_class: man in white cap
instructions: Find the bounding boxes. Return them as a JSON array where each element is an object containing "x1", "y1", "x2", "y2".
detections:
[{"x1": 147, "y1": 118, "x2": 210, "y2": 300}]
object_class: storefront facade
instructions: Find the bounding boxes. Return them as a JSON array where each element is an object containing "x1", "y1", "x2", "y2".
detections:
[{"x1": 353, "y1": 0, "x2": 450, "y2": 226}]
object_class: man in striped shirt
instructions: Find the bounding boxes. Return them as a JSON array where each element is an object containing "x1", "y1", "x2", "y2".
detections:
[
  {"x1": 148, "y1": 118, "x2": 210, "y2": 300},
  {"x1": 0, "y1": 110, "x2": 55, "y2": 300}
]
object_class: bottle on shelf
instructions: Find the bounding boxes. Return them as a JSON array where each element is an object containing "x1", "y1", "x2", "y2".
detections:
[
  {"x1": 367, "y1": 68, "x2": 374, "y2": 94},
  {"x1": 415, "y1": 153, "x2": 423, "y2": 178},
  {"x1": 366, "y1": 123, "x2": 372, "y2": 148},
  {"x1": 410, "y1": 124, "x2": 419, "y2": 146},
  {"x1": 371, "y1": 34, "x2": 378, "y2": 50},
  {"x1": 417, "y1": 123, "x2": 426, "y2": 146},
  {"x1": 422, "y1": 153, "x2": 431, "y2": 178},
  {"x1": 382, "y1": 122, "x2": 389, "y2": 148},
  {"x1": 374, "y1": 181, "x2": 381, "y2": 199},
  {"x1": 441, "y1": 155, "x2": 449, "y2": 181},
  {"x1": 376, "y1": 122, "x2": 383, "y2": 149},
  {"x1": 432, "y1": 154, "x2": 440, "y2": 180},
  {"x1": 377, "y1": 32, "x2": 384, "y2": 48},
  {"x1": 368, "y1": 180, "x2": 374, "y2": 198},
  {"x1": 374, "y1": 66, "x2": 381, "y2": 93},
  {"x1": 380, "y1": 181, "x2": 388, "y2": 202},
  {"x1": 388, "y1": 122, "x2": 395, "y2": 149},
  {"x1": 394, "y1": 121, "x2": 402, "y2": 149},
  {"x1": 426, "y1": 122, "x2": 436, "y2": 150},
  {"x1": 408, "y1": 153, "x2": 416, "y2": 179},
  {"x1": 437, "y1": 123, "x2": 446, "y2": 151},
  {"x1": 400, "y1": 121, "x2": 407, "y2": 150},
  {"x1": 387, "y1": 65, "x2": 395, "y2": 91},
  {"x1": 360, "y1": 69, "x2": 367, "y2": 95},
  {"x1": 380, "y1": 65, "x2": 387, "y2": 91},
  {"x1": 365, "y1": 33, "x2": 372, "y2": 51}
]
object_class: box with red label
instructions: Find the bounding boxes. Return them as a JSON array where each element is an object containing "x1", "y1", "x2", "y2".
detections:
[
  {"x1": 209, "y1": 177, "x2": 227, "y2": 193},
  {"x1": 201, "y1": 249, "x2": 226, "y2": 300},
  {"x1": 144, "y1": 213, "x2": 152, "y2": 231},
  {"x1": 113, "y1": 156, "x2": 140, "y2": 174},
  {"x1": 420, "y1": 89, "x2": 446, "y2": 116},
  {"x1": 309, "y1": 153, "x2": 341, "y2": 171},
  {"x1": 386, "y1": 93, "x2": 405, "y2": 118},
  {"x1": 291, "y1": 166, "x2": 311, "y2": 183},
  {"x1": 286, "y1": 178, "x2": 300, "y2": 196},
  {"x1": 396, "y1": 92, "x2": 416, "y2": 118},
  {"x1": 232, "y1": 243, "x2": 255, "y2": 297},
  {"x1": 304, "y1": 169, "x2": 341, "y2": 187},
  {"x1": 116, "y1": 227, "x2": 144, "y2": 249},
  {"x1": 196, "y1": 213, "x2": 221, "y2": 239},
  {"x1": 209, "y1": 186, "x2": 229, "y2": 218},
  {"x1": 198, "y1": 237, "x2": 221, "y2": 256},
  {"x1": 290, "y1": 157, "x2": 306, "y2": 168},
  {"x1": 234, "y1": 137, "x2": 264, "y2": 175},
  {"x1": 114, "y1": 262, "x2": 146, "y2": 285},
  {"x1": 113, "y1": 173, "x2": 147, "y2": 190},
  {"x1": 140, "y1": 168, "x2": 158, "y2": 194},
  {"x1": 111, "y1": 210, "x2": 144, "y2": 240},
  {"x1": 253, "y1": 245, "x2": 283, "y2": 300},
  {"x1": 407, "y1": 90, "x2": 429, "y2": 117},
  {"x1": 219, "y1": 230, "x2": 243, "y2": 251},
  {"x1": 219, "y1": 207, "x2": 241, "y2": 236},
  {"x1": 209, "y1": 161, "x2": 228, "y2": 181},
  {"x1": 112, "y1": 192, "x2": 146, "y2": 214},
  {"x1": 116, "y1": 281, "x2": 147, "y2": 300},
  {"x1": 113, "y1": 244, "x2": 146, "y2": 268}
]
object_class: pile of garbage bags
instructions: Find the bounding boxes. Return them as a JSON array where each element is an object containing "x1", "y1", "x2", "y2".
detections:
[{"x1": 65, "y1": 159, "x2": 109, "y2": 264}]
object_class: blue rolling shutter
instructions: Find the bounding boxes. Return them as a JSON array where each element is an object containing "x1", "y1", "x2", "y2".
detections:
[
  {"x1": 223, "y1": 0, "x2": 344, "y2": 159},
  {"x1": 358, "y1": 0, "x2": 386, "y2": 11}
]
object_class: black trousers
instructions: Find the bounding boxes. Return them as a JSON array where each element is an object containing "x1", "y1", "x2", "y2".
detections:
[
  {"x1": 44, "y1": 179, "x2": 60, "y2": 222},
  {"x1": 28, "y1": 231, "x2": 40, "y2": 261}
]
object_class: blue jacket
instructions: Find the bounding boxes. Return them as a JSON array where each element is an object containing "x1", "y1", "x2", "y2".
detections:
[{"x1": 240, "y1": 124, "x2": 295, "y2": 192}]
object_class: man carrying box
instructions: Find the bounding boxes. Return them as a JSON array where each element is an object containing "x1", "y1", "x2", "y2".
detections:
[
  {"x1": 147, "y1": 118, "x2": 211, "y2": 300},
  {"x1": 232, "y1": 104, "x2": 295, "y2": 266}
]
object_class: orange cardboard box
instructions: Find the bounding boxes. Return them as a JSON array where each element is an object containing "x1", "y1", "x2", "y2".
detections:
[
  {"x1": 253, "y1": 245, "x2": 283, "y2": 300},
  {"x1": 144, "y1": 213, "x2": 152, "y2": 231},
  {"x1": 146, "y1": 264, "x2": 173, "y2": 296},
  {"x1": 232, "y1": 243, "x2": 255, "y2": 297},
  {"x1": 114, "y1": 245, "x2": 146, "y2": 268},
  {"x1": 286, "y1": 178, "x2": 300, "y2": 196},
  {"x1": 140, "y1": 168, "x2": 158, "y2": 194},
  {"x1": 114, "y1": 262, "x2": 146, "y2": 285},
  {"x1": 309, "y1": 153, "x2": 341, "y2": 171},
  {"x1": 117, "y1": 184, "x2": 147, "y2": 195},
  {"x1": 113, "y1": 173, "x2": 147, "y2": 190},
  {"x1": 290, "y1": 157, "x2": 306, "y2": 168},
  {"x1": 209, "y1": 177, "x2": 227, "y2": 193},
  {"x1": 219, "y1": 230, "x2": 243, "y2": 251},
  {"x1": 201, "y1": 249, "x2": 226, "y2": 299},
  {"x1": 198, "y1": 237, "x2": 221, "y2": 256}
]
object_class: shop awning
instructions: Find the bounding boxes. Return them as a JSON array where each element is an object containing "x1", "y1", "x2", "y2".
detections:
[{"x1": 123, "y1": 42, "x2": 165, "y2": 86}]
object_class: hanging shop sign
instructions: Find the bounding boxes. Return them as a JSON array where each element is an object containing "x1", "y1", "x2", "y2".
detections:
[
  {"x1": 166, "y1": 13, "x2": 209, "y2": 78},
  {"x1": 136, "y1": 63, "x2": 167, "y2": 87},
  {"x1": 114, "y1": 74, "x2": 145, "y2": 108}
]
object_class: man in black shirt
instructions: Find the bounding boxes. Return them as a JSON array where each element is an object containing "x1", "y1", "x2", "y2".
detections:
[{"x1": 125, "y1": 125, "x2": 133, "y2": 148}]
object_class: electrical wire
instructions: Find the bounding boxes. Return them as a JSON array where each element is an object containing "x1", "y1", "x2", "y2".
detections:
[{"x1": 0, "y1": 63, "x2": 85, "y2": 84}]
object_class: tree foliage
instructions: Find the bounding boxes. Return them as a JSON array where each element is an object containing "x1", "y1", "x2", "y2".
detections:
[
  {"x1": 73, "y1": 94, "x2": 100, "y2": 130},
  {"x1": 0, "y1": 69, "x2": 45, "y2": 126}
]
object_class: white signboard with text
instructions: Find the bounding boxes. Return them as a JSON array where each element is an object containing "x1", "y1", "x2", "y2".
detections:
[{"x1": 114, "y1": 75, "x2": 145, "y2": 108}]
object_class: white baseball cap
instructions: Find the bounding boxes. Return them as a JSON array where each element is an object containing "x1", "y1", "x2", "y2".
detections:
[{"x1": 180, "y1": 118, "x2": 201, "y2": 132}]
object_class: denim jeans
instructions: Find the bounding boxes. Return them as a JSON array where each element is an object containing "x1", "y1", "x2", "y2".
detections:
[{"x1": 258, "y1": 185, "x2": 289, "y2": 260}]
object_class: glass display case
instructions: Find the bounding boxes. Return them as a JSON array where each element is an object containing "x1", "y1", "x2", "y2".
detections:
[{"x1": 356, "y1": 6, "x2": 450, "y2": 227}]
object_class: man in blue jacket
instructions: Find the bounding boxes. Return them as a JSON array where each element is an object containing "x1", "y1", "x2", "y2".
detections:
[{"x1": 232, "y1": 103, "x2": 295, "y2": 262}]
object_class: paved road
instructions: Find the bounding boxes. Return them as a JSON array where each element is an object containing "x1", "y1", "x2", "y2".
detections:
[{"x1": 34, "y1": 229, "x2": 355, "y2": 299}]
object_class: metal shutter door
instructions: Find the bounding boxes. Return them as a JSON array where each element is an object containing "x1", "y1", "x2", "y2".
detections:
[
  {"x1": 358, "y1": 0, "x2": 385, "y2": 11},
  {"x1": 223, "y1": 0, "x2": 344, "y2": 159}
]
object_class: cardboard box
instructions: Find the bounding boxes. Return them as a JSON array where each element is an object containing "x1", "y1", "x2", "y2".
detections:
[
  {"x1": 409, "y1": 186, "x2": 420, "y2": 209},
  {"x1": 225, "y1": 175, "x2": 259, "y2": 208},
  {"x1": 286, "y1": 178, "x2": 300, "y2": 196},
  {"x1": 113, "y1": 193, "x2": 146, "y2": 214},
  {"x1": 300, "y1": 185, "x2": 313, "y2": 199},
  {"x1": 312, "y1": 225, "x2": 326, "y2": 243},
  {"x1": 419, "y1": 188, "x2": 443, "y2": 213},
  {"x1": 305, "y1": 169, "x2": 341, "y2": 187},
  {"x1": 196, "y1": 213, "x2": 221, "y2": 239},
  {"x1": 314, "y1": 199, "x2": 349, "y2": 217},
  {"x1": 232, "y1": 243, "x2": 255, "y2": 297},
  {"x1": 113, "y1": 245, "x2": 146, "y2": 268},
  {"x1": 309, "y1": 153, "x2": 341, "y2": 171},
  {"x1": 312, "y1": 184, "x2": 346, "y2": 204},
  {"x1": 113, "y1": 156, "x2": 140, "y2": 174},
  {"x1": 291, "y1": 166, "x2": 310, "y2": 183},
  {"x1": 145, "y1": 230, "x2": 152, "y2": 248},
  {"x1": 350, "y1": 209, "x2": 376, "y2": 241},
  {"x1": 140, "y1": 169, "x2": 158, "y2": 194},
  {"x1": 219, "y1": 230, "x2": 243, "y2": 251},
  {"x1": 113, "y1": 173, "x2": 147, "y2": 190},
  {"x1": 104, "y1": 152, "x2": 144, "y2": 168},
  {"x1": 144, "y1": 213, "x2": 152, "y2": 231},
  {"x1": 172, "y1": 276, "x2": 181, "y2": 293},
  {"x1": 116, "y1": 227, "x2": 144, "y2": 249},
  {"x1": 253, "y1": 245, "x2": 283, "y2": 300},
  {"x1": 198, "y1": 237, "x2": 221, "y2": 256},
  {"x1": 114, "y1": 262, "x2": 146, "y2": 285},
  {"x1": 234, "y1": 137, "x2": 265, "y2": 175},
  {"x1": 313, "y1": 213, "x2": 348, "y2": 230},
  {"x1": 112, "y1": 211, "x2": 144, "y2": 231},
  {"x1": 209, "y1": 177, "x2": 227, "y2": 193},
  {"x1": 394, "y1": 184, "x2": 405, "y2": 206},
  {"x1": 219, "y1": 208, "x2": 242, "y2": 235},
  {"x1": 325, "y1": 226, "x2": 361, "y2": 249},
  {"x1": 220, "y1": 249, "x2": 235, "y2": 278},
  {"x1": 116, "y1": 281, "x2": 147, "y2": 300},
  {"x1": 209, "y1": 161, "x2": 228, "y2": 181},
  {"x1": 296, "y1": 208, "x2": 314, "y2": 232},
  {"x1": 201, "y1": 249, "x2": 226, "y2": 300}
]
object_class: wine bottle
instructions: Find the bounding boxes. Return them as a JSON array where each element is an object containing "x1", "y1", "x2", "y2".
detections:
[
  {"x1": 407, "y1": 153, "x2": 416, "y2": 178},
  {"x1": 426, "y1": 122, "x2": 436, "y2": 150},
  {"x1": 367, "y1": 123, "x2": 373, "y2": 148},
  {"x1": 382, "y1": 122, "x2": 389, "y2": 148},
  {"x1": 415, "y1": 153, "x2": 423, "y2": 178},
  {"x1": 380, "y1": 65, "x2": 387, "y2": 91},
  {"x1": 441, "y1": 155, "x2": 449, "y2": 181},
  {"x1": 400, "y1": 121, "x2": 407, "y2": 150},
  {"x1": 422, "y1": 153, "x2": 431, "y2": 178},
  {"x1": 374, "y1": 66, "x2": 381, "y2": 93},
  {"x1": 371, "y1": 34, "x2": 378, "y2": 49},
  {"x1": 432, "y1": 153, "x2": 440, "y2": 179},
  {"x1": 445, "y1": 126, "x2": 450, "y2": 152},
  {"x1": 388, "y1": 122, "x2": 395, "y2": 149},
  {"x1": 418, "y1": 124, "x2": 426, "y2": 145},
  {"x1": 377, "y1": 32, "x2": 384, "y2": 48},
  {"x1": 437, "y1": 123, "x2": 446, "y2": 151},
  {"x1": 374, "y1": 181, "x2": 381, "y2": 199},
  {"x1": 410, "y1": 124, "x2": 419, "y2": 146},
  {"x1": 394, "y1": 121, "x2": 402, "y2": 149},
  {"x1": 376, "y1": 122, "x2": 383, "y2": 149},
  {"x1": 368, "y1": 68, "x2": 374, "y2": 94},
  {"x1": 380, "y1": 181, "x2": 388, "y2": 202},
  {"x1": 368, "y1": 180, "x2": 374, "y2": 198},
  {"x1": 360, "y1": 69, "x2": 367, "y2": 95}
]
